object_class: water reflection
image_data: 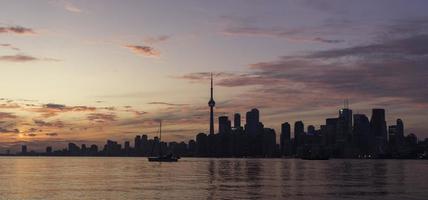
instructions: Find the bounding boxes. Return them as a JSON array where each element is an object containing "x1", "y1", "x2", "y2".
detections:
[{"x1": 0, "y1": 157, "x2": 426, "y2": 200}]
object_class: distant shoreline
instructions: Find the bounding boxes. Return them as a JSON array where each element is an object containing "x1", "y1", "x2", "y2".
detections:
[{"x1": 0, "y1": 155, "x2": 426, "y2": 160}]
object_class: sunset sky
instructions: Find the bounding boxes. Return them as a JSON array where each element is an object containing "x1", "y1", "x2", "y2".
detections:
[{"x1": 1, "y1": 0, "x2": 428, "y2": 152}]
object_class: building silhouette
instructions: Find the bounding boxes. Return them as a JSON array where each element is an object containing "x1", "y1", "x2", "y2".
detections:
[
  {"x1": 234, "y1": 113, "x2": 241, "y2": 129},
  {"x1": 280, "y1": 122, "x2": 291, "y2": 156},
  {"x1": 370, "y1": 108, "x2": 388, "y2": 156}
]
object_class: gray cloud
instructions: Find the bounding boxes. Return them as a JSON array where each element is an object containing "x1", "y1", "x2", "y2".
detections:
[
  {"x1": 179, "y1": 33, "x2": 428, "y2": 109},
  {"x1": 0, "y1": 54, "x2": 37, "y2": 62},
  {"x1": 0, "y1": 26, "x2": 35, "y2": 35},
  {"x1": 222, "y1": 25, "x2": 344, "y2": 44}
]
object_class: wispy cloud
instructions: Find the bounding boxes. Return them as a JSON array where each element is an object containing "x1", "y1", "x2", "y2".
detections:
[
  {"x1": 0, "y1": 54, "x2": 60, "y2": 63},
  {"x1": 0, "y1": 112, "x2": 17, "y2": 119},
  {"x1": 64, "y1": 1, "x2": 82, "y2": 13},
  {"x1": 223, "y1": 26, "x2": 344, "y2": 44},
  {"x1": 0, "y1": 54, "x2": 37, "y2": 62},
  {"x1": 144, "y1": 35, "x2": 170, "y2": 44},
  {"x1": 87, "y1": 113, "x2": 117, "y2": 123},
  {"x1": 147, "y1": 102, "x2": 188, "y2": 106},
  {"x1": 33, "y1": 103, "x2": 97, "y2": 118},
  {"x1": 45, "y1": 132, "x2": 59, "y2": 137},
  {"x1": 124, "y1": 45, "x2": 160, "y2": 57},
  {"x1": 0, "y1": 44, "x2": 20, "y2": 51},
  {"x1": 33, "y1": 119, "x2": 65, "y2": 128},
  {"x1": 0, "y1": 26, "x2": 35, "y2": 35}
]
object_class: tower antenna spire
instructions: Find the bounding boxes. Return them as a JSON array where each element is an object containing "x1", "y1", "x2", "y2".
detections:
[
  {"x1": 208, "y1": 72, "x2": 215, "y2": 135},
  {"x1": 210, "y1": 72, "x2": 213, "y2": 99}
]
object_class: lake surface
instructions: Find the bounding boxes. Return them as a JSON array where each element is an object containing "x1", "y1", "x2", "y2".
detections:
[{"x1": 0, "y1": 157, "x2": 427, "y2": 200}]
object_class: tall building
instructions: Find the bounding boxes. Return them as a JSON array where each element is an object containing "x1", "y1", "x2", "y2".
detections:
[
  {"x1": 336, "y1": 107, "x2": 353, "y2": 157},
  {"x1": 234, "y1": 113, "x2": 241, "y2": 129},
  {"x1": 337, "y1": 108, "x2": 353, "y2": 144},
  {"x1": 353, "y1": 114, "x2": 371, "y2": 155},
  {"x1": 245, "y1": 108, "x2": 261, "y2": 136},
  {"x1": 325, "y1": 118, "x2": 338, "y2": 147},
  {"x1": 134, "y1": 135, "x2": 141, "y2": 150},
  {"x1": 218, "y1": 116, "x2": 231, "y2": 134},
  {"x1": 294, "y1": 121, "x2": 305, "y2": 153},
  {"x1": 280, "y1": 122, "x2": 291, "y2": 155},
  {"x1": 208, "y1": 73, "x2": 216, "y2": 135},
  {"x1": 263, "y1": 128, "x2": 277, "y2": 157},
  {"x1": 370, "y1": 108, "x2": 387, "y2": 155},
  {"x1": 396, "y1": 119, "x2": 404, "y2": 146},
  {"x1": 389, "y1": 118, "x2": 405, "y2": 155}
]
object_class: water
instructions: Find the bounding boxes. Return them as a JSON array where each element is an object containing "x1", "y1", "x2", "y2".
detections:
[{"x1": 0, "y1": 157, "x2": 426, "y2": 200}]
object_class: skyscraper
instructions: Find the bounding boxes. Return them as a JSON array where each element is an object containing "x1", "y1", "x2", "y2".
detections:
[
  {"x1": 234, "y1": 113, "x2": 241, "y2": 129},
  {"x1": 396, "y1": 119, "x2": 404, "y2": 145},
  {"x1": 337, "y1": 108, "x2": 353, "y2": 144},
  {"x1": 208, "y1": 73, "x2": 215, "y2": 135},
  {"x1": 218, "y1": 116, "x2": 231, "y2": 134},
  {"x1": 280, "y1": 122, "x2": 291, "y2": 155},
  {"x1": 294, "y1": 121, "x2": 304, "y2": 153},
  {"x1": 353, "y1": 114, "x2": 370, "y2": 155},
  {"x1": 325, "y1": 118, "x2": 338, "y2": 147},
  {"x1": 245, "y1": 108, "x2": 260, "y2": 136},
  {"x1": 370, "y1": 108, "x2": 387, "y2": 155},
  {"x1": 389, "y1": 118, "x2": 405, "y2": 155}
]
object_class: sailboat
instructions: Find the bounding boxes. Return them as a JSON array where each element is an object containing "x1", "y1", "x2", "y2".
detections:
[{"x1": 148, "y1": 120, "x2": 179, "y2": 162}]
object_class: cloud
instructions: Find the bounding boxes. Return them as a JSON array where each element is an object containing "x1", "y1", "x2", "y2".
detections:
[
  {"x1": 147, "y1": 102, "x2": 188, "y2": 106},
  {"x1": 33, "y1": 119, "x2": 65, "y2": 128},
  {"x1": 45, "y1": 132, "x2": 59, "y2": 136},
  {"x1": 0, "y1": 44, "x2": 20, "y2": 51},
  {"x1": 0, "y1": 103, "x2": 20, "y2": 109},
  {"x1": 178, "y1": 33, "x2": 428, "y2": 111},
  {"x1": 308, "y1": 34, "x2": 428, "y2": 58},
  {"x1": 45, "y1": 103, "x2": 66, "y2": 110},
  {"x1": 0, "y1": 127, "x2": 19, "y2": 134},
  {"x1": 0, "y1": 54, "x2": 60, "y2": 63},
  {"x1": 26, "y1": 133, "x2": 37, "y2": 137},
  {"x1": 124, "y1": 45, "x2": 160, "y2": 57},
  {"x1": 0, "y1": 54, "x2": 38, "y2": 62},
  {"x1": 0, "y1": 112, "x2": 17, "y2": 119},
  {"x1": 0, "y1": 26, "x2": 35, "y2": 35},
  {"x1": 33, "y1": 103, "x2": 97, "y2": 117},
  {"x1": 144, "y1": 35, "x2": 170, "y2": 44},
  {"x1": 64, "y1": 1, "x2": 82, "y2": 13},
  {"x1": 222, "y1": 25, "x2": 344, "y2": 44},
  {"x1": 87, "y1": 113, "x2": 117, "y2": 123}
]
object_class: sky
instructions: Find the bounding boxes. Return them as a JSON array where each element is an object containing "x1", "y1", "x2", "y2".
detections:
[{"x1": 1, "y1": 0, "x2": 428, "y2": 152}]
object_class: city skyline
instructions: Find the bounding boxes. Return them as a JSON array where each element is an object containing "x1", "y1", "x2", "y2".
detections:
[
  {"x1": 1, "y1": 0, "x2": 428, "y2": 152},
  {"x1": 10, "y1": 105, "x2": 426, "y2": 159}
]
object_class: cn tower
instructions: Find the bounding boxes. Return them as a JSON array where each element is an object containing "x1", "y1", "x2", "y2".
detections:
[{"x1": 208, "y1": 73, "x2": 215, "y2": 135}]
